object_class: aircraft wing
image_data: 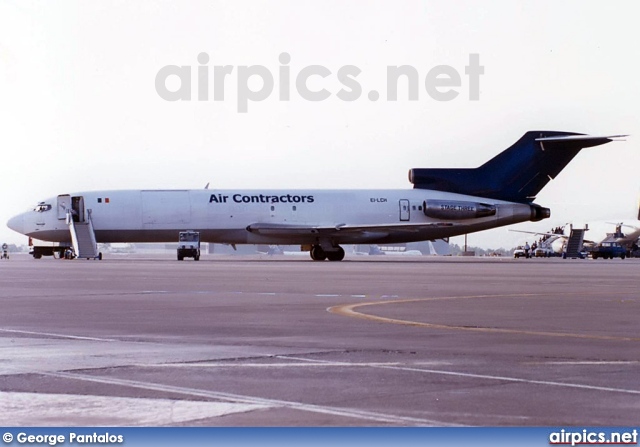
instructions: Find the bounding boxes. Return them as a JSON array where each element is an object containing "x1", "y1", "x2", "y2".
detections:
[
  {"x1": 509, "y1": 229, "x2": 564, "y2": 238},
  {"x1": 606, "y1": 222, "x2": 640, "y2": 231},
  {"x1": 510, "y1": 229, "x2": 597, "y2": 246},
  {"x1": 246, "y1": 222, "x2": 454, "y2": 238}
]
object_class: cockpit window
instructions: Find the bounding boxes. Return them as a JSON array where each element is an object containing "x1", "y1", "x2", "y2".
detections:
[{"x1": 34, "y1": 202, "x2": 52, "y2": 212}]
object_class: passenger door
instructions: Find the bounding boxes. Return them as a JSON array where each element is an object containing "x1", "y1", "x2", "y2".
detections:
[{"x1": 57, "y1": 195, "x2": 72, "y2": 220}]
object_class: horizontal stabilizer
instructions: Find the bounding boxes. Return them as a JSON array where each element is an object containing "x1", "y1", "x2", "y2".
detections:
[{"x1": 535, "y1": 134, "x2": 627, "y2": 142}]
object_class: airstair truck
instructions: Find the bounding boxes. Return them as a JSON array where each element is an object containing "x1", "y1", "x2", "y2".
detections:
[{"x1": 177, "y1": 231, "x2": 200, "y2": 261}]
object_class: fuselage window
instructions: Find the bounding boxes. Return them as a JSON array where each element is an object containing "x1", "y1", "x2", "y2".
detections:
[
  {"x1": 270, "y1": 206, "x2": 275, "y2": 211},
  {"x1": 292, "y1": 206, "x2": 297, "y2": 211}
]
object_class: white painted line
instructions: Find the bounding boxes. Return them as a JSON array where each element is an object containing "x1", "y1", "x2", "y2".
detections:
[
  {"x1": 534, "y1": 361, "x2": 640, "y2": 366},
  {"x1": 135, "y1": 361, "x2": 404, "y2": 368},
  {"x1": 375, "y1": 365, "x2": 640, "y2": 395},
  {"x1": 276, "y1": 356, "x2": 451, "y2": 367},
  {"x1": 40, "y1": 370, "x2": 454, "y2": 426},
  {"x1": 279, "y1": 356, "x2": 640, "y2": 396},
  {"x1": 315, "y1": 294, "x2": 341, "y2": 297},
  {"x1": 276, "y1": 355, "x2": 325, "y2": 363},
  {"x1": 0, "y1": 391, "x2": 269, "y2": 426},
  {"x1": 0, "y1": 329, "x2": 116, "y2": 342}
]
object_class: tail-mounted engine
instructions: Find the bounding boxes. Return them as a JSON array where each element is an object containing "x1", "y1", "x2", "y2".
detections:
[
  {"x1": 530, "y1": 204, "x2": 551, "y2": 222},
  {"x1": 423, "y1": 200, "x2": 497, "y2": 220}
]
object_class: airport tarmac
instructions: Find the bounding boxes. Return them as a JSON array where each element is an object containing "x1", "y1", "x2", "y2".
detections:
[{"x1": 0, "y1": 253, "x2": 638, "y2": 426}]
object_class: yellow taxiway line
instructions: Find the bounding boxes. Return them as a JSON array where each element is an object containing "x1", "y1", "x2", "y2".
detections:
[{"x1": 328, "y1": 293, "x2": 640, "y2": 342}]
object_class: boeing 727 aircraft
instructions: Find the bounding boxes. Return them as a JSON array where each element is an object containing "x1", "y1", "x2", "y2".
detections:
[{"x1": 7, "y1": 131, "x2": 626, "y2": 261}]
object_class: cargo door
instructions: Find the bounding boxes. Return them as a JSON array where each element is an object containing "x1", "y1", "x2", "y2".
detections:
[{"x1": 142, "y1": 190, "x2": 191, "y2": 225}]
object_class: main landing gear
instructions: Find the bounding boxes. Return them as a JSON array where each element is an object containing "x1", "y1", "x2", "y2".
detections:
[{"x1": 310, "y1": 245, "x2": 345, "y2": 262}]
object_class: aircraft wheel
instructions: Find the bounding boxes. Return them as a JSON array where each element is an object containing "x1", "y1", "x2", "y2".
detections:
[
  {"x1": 326, "y1": 246, "x2": 345, "y2": 261},
  {"x1": 310, "y1": 245, "x2": 326, "y2": 261}
]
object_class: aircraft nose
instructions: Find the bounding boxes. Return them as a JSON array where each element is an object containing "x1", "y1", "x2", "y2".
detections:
[{"x1": 7, "y1": 214, "x2": 25, "y2": 235}]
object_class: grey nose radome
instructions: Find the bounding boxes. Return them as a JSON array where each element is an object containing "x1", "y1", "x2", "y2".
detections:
[{"x1": 7, "y1": 214, "x2": 25, "y2": 235}]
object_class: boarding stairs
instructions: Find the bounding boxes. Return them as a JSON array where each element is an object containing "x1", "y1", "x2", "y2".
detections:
[
  {"x1": 68, "y1": 210, "x2": 100, "y2": 259},
  {"x1": 564, "y1": 228, "x2": 585, "y2": 259}
]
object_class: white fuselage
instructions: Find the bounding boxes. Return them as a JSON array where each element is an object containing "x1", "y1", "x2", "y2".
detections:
[{"x1": 9, "y1": 188, "x2": 537, "y2": 246}]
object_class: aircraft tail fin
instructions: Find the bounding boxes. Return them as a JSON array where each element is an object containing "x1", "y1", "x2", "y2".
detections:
[{"x1": 409, "y1": 131, "x2": 626, "y2": 203}]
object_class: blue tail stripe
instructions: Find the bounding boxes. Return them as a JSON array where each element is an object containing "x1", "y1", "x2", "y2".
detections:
[{"x1": 410, "y1": 131, "x2": 613, "y2": 203}]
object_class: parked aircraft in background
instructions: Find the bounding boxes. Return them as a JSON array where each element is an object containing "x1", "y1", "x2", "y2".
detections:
[
  {"x1": 511, "y1": 226, "x2": 574, "y2": 256},
  {"x1": 512, "y1": 220, "x2": 640, "y2": 257},
  {"x1": 104, "y1": 243, "x2": 136, "y2": 254},
  {"x1": 586, "y1": 221, "x2": 640, "y2": 255},
  {"x1": 7, "y1": 131, "x2": 626, "y2": 261},
  {"x1": 592, "y1": 222, "x2": 640, "y2": 247}
]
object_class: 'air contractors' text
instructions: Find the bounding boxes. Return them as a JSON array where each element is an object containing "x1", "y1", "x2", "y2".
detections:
[{"x1": 209, "y1": 194, "x2": 315, "y2": 204}]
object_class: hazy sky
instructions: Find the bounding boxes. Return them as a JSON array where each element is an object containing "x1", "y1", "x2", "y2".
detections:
[{"x1": 1, "y1": 1, "x2": 638, "y2": 248}]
